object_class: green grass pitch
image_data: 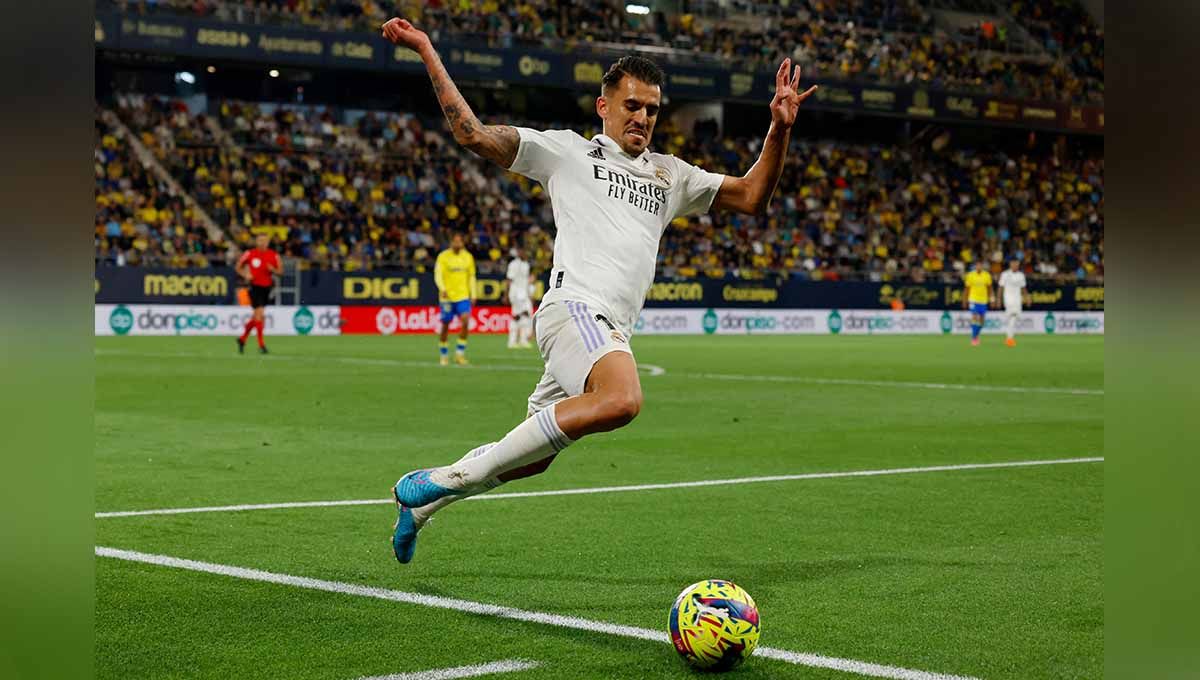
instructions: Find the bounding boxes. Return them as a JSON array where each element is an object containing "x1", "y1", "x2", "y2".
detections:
[{"x1": 95, "y1": 334, "x2": 1102, "y2": 679}]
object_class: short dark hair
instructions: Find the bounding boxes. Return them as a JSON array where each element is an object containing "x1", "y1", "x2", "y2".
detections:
[{"x1": 601, "y1": 56, "x2": 665, "y2": 94}]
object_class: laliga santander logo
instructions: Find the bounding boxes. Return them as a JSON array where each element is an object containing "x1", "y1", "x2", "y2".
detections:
[
  {"x1": 376, "y1": 308, "x2": 399, "y2": 335},
  {"x1": 358, "y1": 306, "x2": 514, "y2": 335}
]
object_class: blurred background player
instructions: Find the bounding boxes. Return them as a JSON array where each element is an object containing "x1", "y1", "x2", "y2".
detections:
[
  {"x1": 236, "y1": 233, "x2": 281, "y2": 354},
  {"x1": 434, "y1": 233, "x2": 476, "y2": 365},
  {"x1": 506, "y1": 245, "x2": 534, "y2": 349},
  {"x1": 963, "y1": 259, "x2": 994, "y2": 346},
  {"x1": 998, "y1": 259, "x2": 1031, "y2": 347}
]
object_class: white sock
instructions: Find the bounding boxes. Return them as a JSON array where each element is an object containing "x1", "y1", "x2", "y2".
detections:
[
  {"x1": 411, "y1": 443, "x2": 503, "y2": 526},
  {"x1": 1006, "y1": 313, "x2": 1017, "y2": 339},
  {"x1": 508, "y1": 320, "x2": 518, "y2": 346},
  {"x1": 520, "y1": 317, "x2": 532, "y2": 343},
  {"x1": 431, "y1": 402, "x2": 572, "y2": 491}
]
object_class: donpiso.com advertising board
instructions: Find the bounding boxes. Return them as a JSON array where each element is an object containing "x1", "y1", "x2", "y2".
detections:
[
  {"x1": 95, "y1": 305, "x2": 1103, "y2": 337},
  {"x1": 634, "y1": 308, "x2": 1104, "y2": 335},
  {"x1": 96, "y1": 305, "x2": 342, "y2": 336}
]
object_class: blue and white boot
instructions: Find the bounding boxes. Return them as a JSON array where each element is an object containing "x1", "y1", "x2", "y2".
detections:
[
  {"x1": 391, "y1": 470, "x2": 461, "y2": 564},
  {"x1": 391, "y1": 498, "x2": 420, "y2": 564},
  {"x1": 393, "y1": 469, "x2": 461, "y2": 507}
]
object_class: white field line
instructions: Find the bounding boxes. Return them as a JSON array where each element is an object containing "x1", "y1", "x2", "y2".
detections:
[
  {"x1": 680, "y1": 371, "x2": 1103, "y2": 396},
  {"x1": 96, "y1": 546, "x2": 979, "y2": 680},
  {"x1": 356, "y1": 659, "x2": 540, "y2": 680},
  {"x1": 94, "y1": 349, "x2": 545, "y2": 375},
  {"x1": 94, "y1": 348, "x2": 1100, "y2": 395},
  {"x1": 95, "y1": 349, "x2": 665, "y2": 377},
  {"x1": 95, "y1": 456, "x2": 1103, "y2": 519}
]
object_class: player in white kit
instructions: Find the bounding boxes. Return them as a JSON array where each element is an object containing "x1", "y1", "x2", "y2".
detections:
[
  {"x1": 380, "y1": 16, "x2": 818, "y2": 563},
  {"x1": 505, "y1": 246, "x2": 534, "y2": 348},
  {"x1": 998, "y1": 259, "x2": 1030, "y2": 347}
]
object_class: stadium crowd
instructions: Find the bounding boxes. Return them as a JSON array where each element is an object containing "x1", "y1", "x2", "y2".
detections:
[
  {"x1": 96, "y1": 95, "x2": 1103, "y2": 283},
  {"x1": 94, "y1": 107, "x2": 232, "y2": 267},
  {"x1": 107, "y1": 0, "x2": 1102, "y2": 104}
]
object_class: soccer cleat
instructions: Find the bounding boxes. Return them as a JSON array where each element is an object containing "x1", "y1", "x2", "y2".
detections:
[
  {"x1": 237, "y1": 338, "x2": 245, "y2": 354},
  {"x1": 970, "y1": 337, "x2": 981, "y2": 347},
  {"x1": 259, "y1": 346, "x2": 269, "y2": 354},
  {"x1": 439, "y1": 355, "x2": 450, "y2": 366},
  {"x1": 454, "y1": 354, "x2": 469, "y2": 366},
  {"x1": 393, "y1": 469, "x2": 460, "y2": 508},
  {"x1": 1005, "y1": 337, "x2": 1016, "y2": 347},
  {"x1": 391, "y1": 493, "x2": 420, "y2": 564}
]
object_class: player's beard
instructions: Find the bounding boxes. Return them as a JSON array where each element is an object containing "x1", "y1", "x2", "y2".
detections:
[{"x1": 625, "y1": 127, "x2": 649, "y2": 151}]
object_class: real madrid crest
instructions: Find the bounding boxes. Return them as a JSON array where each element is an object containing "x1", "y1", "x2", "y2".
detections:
[{"x1": 654, "y1": 166, "x2": 672, "y2": 187}]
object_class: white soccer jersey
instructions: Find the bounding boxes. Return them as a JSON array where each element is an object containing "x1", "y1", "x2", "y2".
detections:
[
  {"x1": 509, "y1": 129, "x2": 725, "y2": 333},
  {"x1": 506, "y1": 257, "x2": 532, "y2": 302},
  {"x1": 999, "y1": 270, "x2": 1027, "y2": 309}
]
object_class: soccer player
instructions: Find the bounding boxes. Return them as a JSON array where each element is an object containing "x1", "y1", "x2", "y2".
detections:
[
  {"x1": 236, "y1": 233, "x2": 282, "y2": 354},
  {"x1": 962, "y1": 259, "x2": 994, "y2": 346},
  {"x1": 434, "y1": 232, "x2": 476, "y2": 366},
  {"x1": 997, "y1": 258, "x2": 1030, "y2": 347},
  {"x1": 506, "y1": 245, "x2": 534, "y2": 349},
  {"x1": 380, "y1": 16, "x2": 816, "y2": 563}
]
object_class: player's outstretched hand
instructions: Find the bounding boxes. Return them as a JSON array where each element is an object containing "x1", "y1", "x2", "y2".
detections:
[
  {"x1": 769, "y1": 58, "x2": 818, "y2": 129},
  {"x1": 381, "y1": 18, "x2": 431, "y2": 55}
]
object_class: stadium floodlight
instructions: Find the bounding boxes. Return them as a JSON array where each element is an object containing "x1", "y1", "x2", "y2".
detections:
[
  {"x1": 625, "y1": 3, "x2": 650, "y2": 15},
  {"x1": 175, "y1": 71, "x2": 195, "y2": 84},
  {"x1": 268, "y1": 69, "x2": 280, "y2": 78},
  {"x1": 206, "y1": 65, "x2": 216, "y2": 74}
]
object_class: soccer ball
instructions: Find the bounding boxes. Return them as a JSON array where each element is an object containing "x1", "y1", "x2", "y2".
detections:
[{"x1": 668, "y1": 579, "x2": 760, "y2": 670}]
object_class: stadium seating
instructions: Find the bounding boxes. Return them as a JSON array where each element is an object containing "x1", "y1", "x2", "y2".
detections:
[
  {"x1": 94, "y1": 104, "x2": 231, "y2": 268},
  {"x1": 97, "y1": 95, "x2": 1103, "y2": 283},
  {"x1": 106, "y1": 0, "x2": 1101, "y2": 104}
]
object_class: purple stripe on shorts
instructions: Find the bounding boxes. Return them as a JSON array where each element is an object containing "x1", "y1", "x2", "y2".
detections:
[
  {"x1": 575, "y1": 301, "x2": 604, "y2": 352},
  {"x1": 581, "y1": 303, "x2": 609, "y2": 348},
  {"x1": 568, "y1": 301, "x2": 599, "y2": 353},
  {"x1": 565, "y1": 301, "x2": 585, "y2": 352}
]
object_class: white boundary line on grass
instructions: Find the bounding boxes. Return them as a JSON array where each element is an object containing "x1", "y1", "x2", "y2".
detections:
[
  {"x1": 93, "y1": 349, "x2": 669, "y2": 377},
  {"x1": 96, "y1": 546, "x2": 980, "y2": 680},
  {"x1": 680, "y1": 371, "x2": 1104, "y2": 396},
  {"x1": 95, "y1": 456, "x2": 1103, "y2": 518},
  {"x1": 355, "y1": 659, "x2": 540, "y2": 680},
  {"x1": 93, "y1": 348, "x2": 1101, "y2": 395}
]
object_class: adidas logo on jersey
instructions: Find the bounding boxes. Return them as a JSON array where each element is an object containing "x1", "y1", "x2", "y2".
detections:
[{"x1": 586, "y1": 147, "x2": 605, "y2": 160}]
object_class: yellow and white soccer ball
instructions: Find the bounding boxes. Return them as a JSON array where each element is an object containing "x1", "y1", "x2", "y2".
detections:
[{"x1": 668, "y1": 579, "x2": 760, "y2": 670}]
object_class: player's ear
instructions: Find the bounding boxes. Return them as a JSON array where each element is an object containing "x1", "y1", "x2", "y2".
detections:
[{"x1": 596, "y1": 95, "x2": 608, "y2": 120}]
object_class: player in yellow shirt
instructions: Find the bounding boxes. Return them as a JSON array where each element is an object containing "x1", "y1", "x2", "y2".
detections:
[
  {"x1": 434, "y1": 233, "x2": 477, "y2": 365},
  {"x1": 962, "y1": 259, "x2": 994, "y2": 346}
]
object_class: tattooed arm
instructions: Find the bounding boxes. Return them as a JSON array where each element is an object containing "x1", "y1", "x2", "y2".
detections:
[{"x1": 381, "y1": 18, "x2": 519, "y2": 168}]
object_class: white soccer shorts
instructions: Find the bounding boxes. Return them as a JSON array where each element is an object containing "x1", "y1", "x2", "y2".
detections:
[
  {"x1": 526, "y1": 300, "x2": 633, "y2": 415},
  {"x1": 511, "y1": 296, "x2": 533, "y2": 320}
]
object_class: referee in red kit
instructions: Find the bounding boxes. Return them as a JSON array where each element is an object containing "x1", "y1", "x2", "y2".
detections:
[{"x1": 236, "y1": 233, "x2": 282, "y2": 354}]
